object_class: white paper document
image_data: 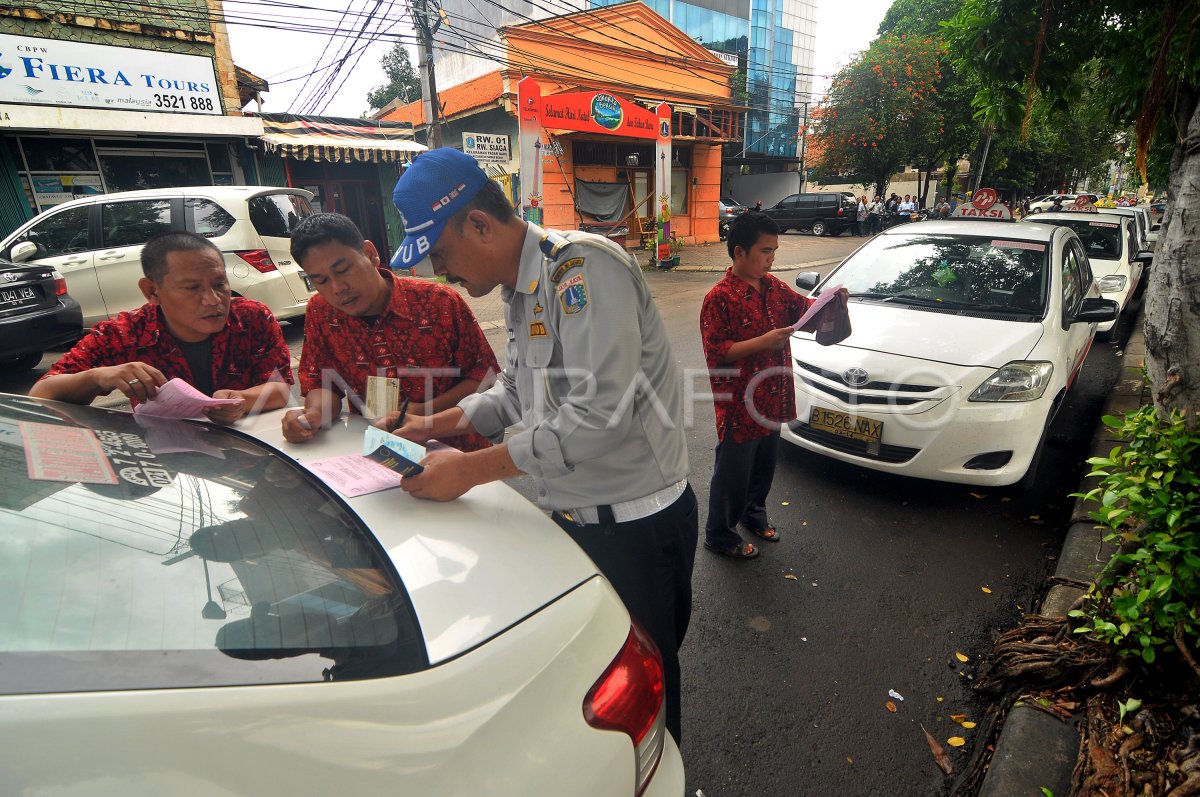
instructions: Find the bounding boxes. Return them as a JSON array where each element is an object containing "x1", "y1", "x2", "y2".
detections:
[{"x1": 133, "y1": 378, "x2": 241, "y2": 419}]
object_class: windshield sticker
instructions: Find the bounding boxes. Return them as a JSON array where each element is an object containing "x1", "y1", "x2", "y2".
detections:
[
  {"x1": 1088, "y1": 222, "x2": 1119, "y2": 228},
  {"x1": 20, "y1": 421, "x2": 118, "y2": 485},
  {"x1": 991, "y1": 240, "x2": 1046, "y2": 252}
]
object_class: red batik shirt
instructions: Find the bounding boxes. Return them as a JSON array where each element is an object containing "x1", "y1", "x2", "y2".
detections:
[
  {"x1": 299, "y1": 269, "x2": 499, "y2": 452},
  {"x1": 700, "y1": 270, "x2": 811, "y2": 443},
  {"x1": 42, "y1": 298, "x2": 293, "y2": 407}
]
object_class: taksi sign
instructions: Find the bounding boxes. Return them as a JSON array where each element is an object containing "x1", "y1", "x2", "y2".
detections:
[
  {"x1": 463, "y1": 132, "x2": 510, "y2": 163},
  {"x1": 951, "y1": 188, "x2": 1013, "y2": 220},
  {"x1": 0, "y1": 34, "x2": 221, "y2": 115}
]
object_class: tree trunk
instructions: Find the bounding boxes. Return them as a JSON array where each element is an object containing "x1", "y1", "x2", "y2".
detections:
[{"x1": 1144, "y1": 83, "x2": 1200, "y2": 423}]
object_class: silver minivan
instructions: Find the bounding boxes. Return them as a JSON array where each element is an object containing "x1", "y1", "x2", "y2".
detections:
[{"x1": 0, "y1": 186, "x2": 317, "y2": 327}]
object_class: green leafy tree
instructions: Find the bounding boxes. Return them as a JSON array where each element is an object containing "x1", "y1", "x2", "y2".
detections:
[
  {"x1": 945, "y1": 0, "x2": 1200, "y2": 420},
  {"x1": 366, "y1": 42, "x2": 420, "y2": 112},
  {"x1": 812, "y1": 34, "x2": 948, "y2": 196}
]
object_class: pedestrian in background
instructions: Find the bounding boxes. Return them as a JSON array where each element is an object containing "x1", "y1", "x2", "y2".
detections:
[
  {"x1": 856, "y1": 195, "x2": 869, "y2": 236},
  {"x1": 700, "y1": 211, "x2": 849, "y2": 562},
  {"x1": 870, "y1": 195, "x2": 885, "y2": 234},
  {"x1": 386, "y1": 148, "x2": 697, "y2": 744}
]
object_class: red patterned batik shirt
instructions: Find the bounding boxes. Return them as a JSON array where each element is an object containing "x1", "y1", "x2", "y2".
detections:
[
  {"x1": 700, "y1": 269, "x2": 811, "y2": 443},
  {"x1": 299, "y1": 269, "x2": 499, "y2": 452},
  {"x1": 41, "y1": 298, "x2": 293, "y2": 407}
]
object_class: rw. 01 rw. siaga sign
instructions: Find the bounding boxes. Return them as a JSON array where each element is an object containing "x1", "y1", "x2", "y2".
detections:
[{"x1": 0, "y1": 34, "x2": 222, "y2": 115}]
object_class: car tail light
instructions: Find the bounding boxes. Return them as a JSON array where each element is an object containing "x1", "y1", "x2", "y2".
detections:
[
  {"x1": 235, "y1": 249, "x2": 277, "y2": 273},
  {"x1": 51, "y1": 270, "x2": 68, "y2": 297},
  {"x1": 837, "y1": 207, "x2": 844, "y2": 217},
  {"x1": 584, "y1": 621, "x2": 666, "y2": 796}
]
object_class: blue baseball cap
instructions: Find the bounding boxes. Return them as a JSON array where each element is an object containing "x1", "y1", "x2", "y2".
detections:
[{"x1": 390, "y1": 149, "x2": 490, "y2": 268}]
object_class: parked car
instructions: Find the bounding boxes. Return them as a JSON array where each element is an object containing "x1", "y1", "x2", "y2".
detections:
[
  {"x1": 1094, "y1": 204, "x2": 1155, "y2": 253},
  {"x1": 0, "y1": 259, "x2": 82, "y2": 372},
  {"x1": 781, "y1": 220, "x2": 1117, "y2": 489},
  {"x1": 1026, "y1": 193, "x2": 1100, "y2": 214},
  {"x1": 1029, "y1": 212, "x2": 1151, "y2": 338},
  {"x1": 0, "y1": 396, "x2": 684, "y2": 795},
  {"x1": 762, "y1": 192, "x2": 856, "y2": 236},
  {"x1": 718, "y1": 197, "x2": 748, "y2": 240},
  {"x1": 0, "y1": 187, "x2": 317, "y2": 328}
]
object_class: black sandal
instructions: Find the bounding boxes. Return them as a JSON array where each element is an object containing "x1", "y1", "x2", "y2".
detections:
[{"x1": 704, "y1": 540, "x2": 759, "y2": 560}]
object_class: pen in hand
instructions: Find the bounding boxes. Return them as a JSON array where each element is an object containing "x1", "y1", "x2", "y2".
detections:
[{"x1": 395, "y1": 397, "x2": 410, "y2": 432}]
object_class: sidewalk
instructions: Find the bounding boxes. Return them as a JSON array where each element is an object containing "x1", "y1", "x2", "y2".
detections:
[{"x1": 977, "y1": 313, "x2": 1147, "y2": 797}]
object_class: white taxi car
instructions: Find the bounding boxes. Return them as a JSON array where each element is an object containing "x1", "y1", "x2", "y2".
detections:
[
  {"x1": 1029, "y1": 210, "x2": 1151, "y2": 337},
  {"x1": 781, "y1": 218, "x2": 1117, "y2": 488},
  {"x1": 0, "y1": 395, "x2": 683, "y2": 796}
]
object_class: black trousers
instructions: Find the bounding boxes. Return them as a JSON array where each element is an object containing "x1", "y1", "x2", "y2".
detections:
[
  {"x1": 553, "y1": 485, "x2": 698, "y2": 745},
  {"x1": 705, "y1": 431, "x2": 779, "y2": 549}
]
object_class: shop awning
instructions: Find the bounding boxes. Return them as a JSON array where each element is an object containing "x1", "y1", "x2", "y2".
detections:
[{"x1": 256, "y1": 113, "x2": 427, "y2": 163}]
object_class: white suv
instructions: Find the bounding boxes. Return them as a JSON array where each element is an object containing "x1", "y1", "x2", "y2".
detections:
[{"x1": 0, "y1": 186, "x2": 317, "y2": 327}]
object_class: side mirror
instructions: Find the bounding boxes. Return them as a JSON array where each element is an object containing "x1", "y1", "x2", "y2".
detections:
[
  {"x1": 1134, "y1": 251, "x2": 1154, "y2": 264},
  {"x1": 10, "y1": 240, "x2": 36, "y2": 263},
  {"x1": 795, "y1": 272, "x2": 821, "y2": 291},
  {"x1": 1073, "y1": 297, "x2": 1119, "y2": 325},
  {"x1": 1151, "y1": 223, "x2": 1161, "y2": 232}
]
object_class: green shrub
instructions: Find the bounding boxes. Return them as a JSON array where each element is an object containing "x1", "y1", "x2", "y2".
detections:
[{"x1": 1069, "y1": 407, "x2": 1200, "y2": 664}]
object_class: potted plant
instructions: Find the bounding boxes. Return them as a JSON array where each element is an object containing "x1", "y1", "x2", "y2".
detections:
[{"x1": 658, "y1": 235, "x2": 682, "y2": 269}]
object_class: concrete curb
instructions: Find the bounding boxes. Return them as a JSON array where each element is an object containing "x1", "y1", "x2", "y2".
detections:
[
  {"x1": 649, "y1": 256, "x2": 846, "y2": 274},
  {"x1": 977, "y1": 312, "x2": 1147, "y2": 796}
]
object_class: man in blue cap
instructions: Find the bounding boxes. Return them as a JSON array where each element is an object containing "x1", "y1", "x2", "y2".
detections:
[{"x1": 383, "y1": 148, "x2": 696, "y2": 744}]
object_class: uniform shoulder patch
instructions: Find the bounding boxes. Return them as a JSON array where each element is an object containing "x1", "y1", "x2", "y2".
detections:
[
  {"x1": 551, "y1": 256, "x2": 585, "y2": 283},
  {"x1": 556, "y1": 273, "x2": 588, "y2": 315}
]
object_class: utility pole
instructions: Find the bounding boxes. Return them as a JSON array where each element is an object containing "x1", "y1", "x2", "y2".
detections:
[
  {"x1": 797, "y1": 101, "x2": 809, "y2": 193},
  {"x1": 414, "y1": 0, "x2": 443, "y2": 149}
]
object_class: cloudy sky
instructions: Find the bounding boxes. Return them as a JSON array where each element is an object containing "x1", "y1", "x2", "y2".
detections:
[{"x1": 226, "y1": 0, "x2": 893, "y2": 119}]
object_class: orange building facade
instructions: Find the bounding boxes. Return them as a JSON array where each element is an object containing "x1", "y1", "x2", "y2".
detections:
[{"x1": 381, "y1": 1, "x2": 743, "y2": 245}]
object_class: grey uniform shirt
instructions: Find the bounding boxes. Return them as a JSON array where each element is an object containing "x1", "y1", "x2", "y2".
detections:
[{"x1": 457, "y1": 223, "x2": 689, "y2": 512}]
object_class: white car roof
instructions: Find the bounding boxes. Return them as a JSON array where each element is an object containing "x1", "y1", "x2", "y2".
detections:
[
  {"x1": 884, "y1": 219, "x2": 1062, "y2": 242},
  {"x1": 34, "y1": 185, "x2": 313, "y2": 212},
  {"x1": 1030, "y1": 211, "x2": 1128, "y2": 226}
]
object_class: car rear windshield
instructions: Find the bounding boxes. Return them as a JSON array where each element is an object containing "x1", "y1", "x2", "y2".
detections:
[
  {"x1": 248, "y1": 193, "x2": 315, "y2": 238},
  {"x1": 0, "y1": 396, "x2": 426, "y2": 695},
  {"x1": 1036, "y1": 218, "x2": 1123, "y2": 259},
  {"x1": 836, "y1": 233, "x2": 1050, "y2": 315}
]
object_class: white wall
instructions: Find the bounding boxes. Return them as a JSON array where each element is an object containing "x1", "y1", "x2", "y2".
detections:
[{"x1": 723, "y1": 172, "x2": 804, "y2": 207}]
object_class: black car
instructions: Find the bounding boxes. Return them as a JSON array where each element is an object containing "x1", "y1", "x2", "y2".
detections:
[
  {"x1": 0, "y1": 260, "x2": 82, "y2": 371},
  {"x1": 762, "y1": 192, "x2": 856, "y2": 236}
]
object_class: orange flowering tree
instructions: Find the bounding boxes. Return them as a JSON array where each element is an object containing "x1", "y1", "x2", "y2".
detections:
[{"x1": 812, "y1": 34, "x2": 949, "y2": 197}]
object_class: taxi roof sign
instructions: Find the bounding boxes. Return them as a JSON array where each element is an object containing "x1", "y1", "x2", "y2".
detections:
[
  {"x1": 1063, "y1": 195, "x2": 1098, "y2": 213},
  {"x1": 949, "y1": 188, "x2": 1013, "y2": 221}
]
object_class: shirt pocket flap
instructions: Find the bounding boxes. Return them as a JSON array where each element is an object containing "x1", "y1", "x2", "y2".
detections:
[{"x1": 525, "y1": 340, "x2": 554, "y2": 368}]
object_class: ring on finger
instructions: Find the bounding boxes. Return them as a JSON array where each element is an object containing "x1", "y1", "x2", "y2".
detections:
[{"x1": 128, "y1": 378, "x2": 140, "y2": 386}]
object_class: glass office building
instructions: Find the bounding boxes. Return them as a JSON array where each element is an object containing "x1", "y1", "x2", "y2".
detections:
[{"x1": 432, "y1": 0, "x2": 815, "y2": 160}]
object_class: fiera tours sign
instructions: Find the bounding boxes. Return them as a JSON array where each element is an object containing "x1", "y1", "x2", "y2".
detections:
[{"x1": 0, "y1": 34, "x2": 222, "y2": 115}]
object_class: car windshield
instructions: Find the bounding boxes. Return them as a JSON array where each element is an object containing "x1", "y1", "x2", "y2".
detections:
[
  {"x1": 831, "y1": 233, "x2": 1049, "y2": 316},
  {"x1": 720, "y1": 197, "x2": 740, "y2": 206},
  {"x1": 0, "y1": 396, "x2": 425, "y2": 695},
  {"x1": 1036, "y1": 218, "x2": 1123, "y2": 259},
  {"x1": 248, "y1": 193, "x2": 315, "y2": 238}
]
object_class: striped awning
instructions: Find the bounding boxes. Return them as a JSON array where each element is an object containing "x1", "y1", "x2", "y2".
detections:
[{"x1": 256, "y1": 113, "x2": 427, "y2": 164}]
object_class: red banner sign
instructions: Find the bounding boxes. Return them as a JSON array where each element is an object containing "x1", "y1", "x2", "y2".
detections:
[{"x1": 539, "y1": 90, "x2": 661, "y2": 139}]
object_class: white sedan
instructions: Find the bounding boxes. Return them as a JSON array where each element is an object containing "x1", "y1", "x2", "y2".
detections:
[
  {"x1": 1029, "y1": 211, "x2": 1151, "y2": 337},
  {"x1": 0, "y1": 396, "x2": 683, "y2": 796},
  {"x1": 781, "y1": 220, "x2": 1117, "y2": 488}
]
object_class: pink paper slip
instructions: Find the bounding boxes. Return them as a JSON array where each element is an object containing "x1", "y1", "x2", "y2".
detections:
[
  {"x1": 792, "y1": 284, "x2": 845, "y2": 331},
  {"x1": 307, "y1": 453, "x2": 406, "y2": 497},
  {"x1": 21, "y1": 422, "x2": 118, "y2": 485},
  {"x1": 133, "y1": 378, "x2": 241, "y2": 419}
]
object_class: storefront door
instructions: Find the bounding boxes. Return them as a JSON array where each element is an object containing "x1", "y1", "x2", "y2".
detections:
[{"x1": 296, "y1": 176, "x2": 389, "y2": 263}]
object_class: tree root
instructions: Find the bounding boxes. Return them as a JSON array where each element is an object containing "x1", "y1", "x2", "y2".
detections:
[{"x1": 1176, "y1": 622, "x2": 1200, "y2": 682}]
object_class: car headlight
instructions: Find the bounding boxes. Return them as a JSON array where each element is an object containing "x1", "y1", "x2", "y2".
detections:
[
  {"x1": 1098, "y1": 274, "x2": 1128, "y2": 293},
  {"x1": 969, "y1": 361, "x2": 1054, "y2": 402}
]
